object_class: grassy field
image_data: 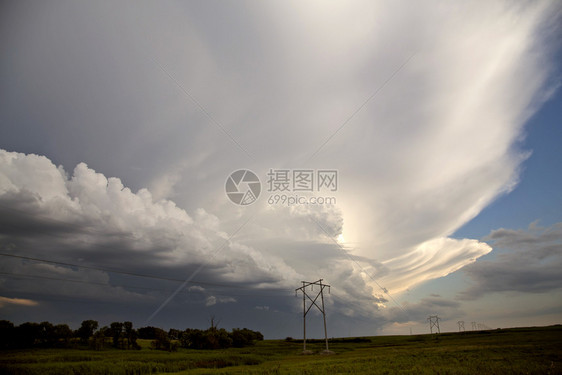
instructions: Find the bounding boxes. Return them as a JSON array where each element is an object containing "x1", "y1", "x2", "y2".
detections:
[{"x1": 1, "y1": 325, "x2": 561, "y2": 374}]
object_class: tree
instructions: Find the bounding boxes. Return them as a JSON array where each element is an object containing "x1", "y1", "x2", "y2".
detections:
[
  {"x1": 150, "y1": 328, "x2": 174, "y2": 351},
  {"x1": 231, "y1": 328, "x2": 251, "y2": 348},
  {"x1": 0, "y1": 319, "x2": 263, "y2": 351},
  {"x1": 38, "y1": 321, "x2": 55, "y2": 347},
  {"x1": 168, "y1": 328, "x2": 181, "y2": 340},
  {"x1": 179, "y1": 327, "x2": 263, "y2": 350},
  {"x1": 109, "y1": 322, "x2": 124, "y2": 348},
  {"x1": 77, "y1": 320, "x2": 98, "y2": 344},
  {"x1": 203, "y1": 328, "x2": 232, "y2": 349},
  {"x1": 180, "y1": 328, "x2": 204, "y2": 349},
  {"x1": 123, "y1": 321, "x2": 140, "y2": 350},
  {"x1": 0, "y1": 320, "x2": 15, "y2": 349},
  {"x1": 138, "y1": 326, "x2": 160, "y2": 340},
  {"x1": 16, "y1": 322, "x2": 41, "y2": 348},
  {"x1": 231, "y1": 328, "x2": 263, "y2": 347},
  {"x1": 90, "y1": 327, "x2": 108, "y2": 350},
  {"x1": 53, "y1": 324, "x2": 73, "y2": 347}
]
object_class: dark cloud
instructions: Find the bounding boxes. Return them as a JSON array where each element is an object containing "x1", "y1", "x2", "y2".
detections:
[{"x1": 458, "y1": 222, "x2": 562, "y2": 300}]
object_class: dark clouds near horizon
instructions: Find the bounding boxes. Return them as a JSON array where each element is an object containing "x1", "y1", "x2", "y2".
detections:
[{"x1": 459, "y1": 222, "x2": 562, "y2": 300}]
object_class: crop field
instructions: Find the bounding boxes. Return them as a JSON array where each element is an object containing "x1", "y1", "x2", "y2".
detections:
[{"x1": 1, "y1": 325, "x2": 561, "y2": 375}]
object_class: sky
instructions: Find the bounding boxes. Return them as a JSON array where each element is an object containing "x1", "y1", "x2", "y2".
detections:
[{"x1": 0, "y1": 0, "x2": 561, "y2": 338}]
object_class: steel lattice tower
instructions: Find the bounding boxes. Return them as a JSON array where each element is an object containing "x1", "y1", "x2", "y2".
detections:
[{"x1": 295, "y1": 279, "x2": 331, "y2": 353}]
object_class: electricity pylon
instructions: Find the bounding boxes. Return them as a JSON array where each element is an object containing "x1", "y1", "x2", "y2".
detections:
[
  {"x1": 428, "y1": 315, "x2": 440, "y2": 334},
  {"x1": 295, "y1": 279, "x2": 331, "y2": 353},
  {"x1": 457, "y1": 321, "x2": 465, "y2": 332}
]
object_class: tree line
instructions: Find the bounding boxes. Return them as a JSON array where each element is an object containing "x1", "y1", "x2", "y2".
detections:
[{"x1": 0, "y1": 319, "x2": 263, "y2": 351}]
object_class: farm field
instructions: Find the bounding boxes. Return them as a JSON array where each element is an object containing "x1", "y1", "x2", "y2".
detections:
[{"x1": 1, "y1": 325, "x2": 561, "y2": 375}]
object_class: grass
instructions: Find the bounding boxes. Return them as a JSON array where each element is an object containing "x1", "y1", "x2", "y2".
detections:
[{"x1": 1, "y1": 325, "x2": 561, "y2": 374}]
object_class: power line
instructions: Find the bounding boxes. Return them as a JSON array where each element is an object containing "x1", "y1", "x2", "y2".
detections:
[
  {"x1": 146, "y1": 215, "x2": 255, "y2": 323},
  {"x1": 0, "y1": 271, "x2": 293, "y2": 298},
  {"x1": 0, "y1": 252, "x2": 283, "y2": 292},
  {"x1": 306, "y1": 52, "x2": 416, "y2": 163}
]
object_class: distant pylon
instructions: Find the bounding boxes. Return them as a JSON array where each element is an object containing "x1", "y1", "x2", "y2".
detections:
[
  {"x1": 475, "y1": 323, "x2": 492, "y2": 330},
  {"x1": 428, "y1": 315, "x2": 440, "y2": 334},
  {"x1": 457, "y1": 321, "x2": 465, "y2": 332},
  {"x1": 471, "y1": 321, "x2": 477, "y2": 330}
]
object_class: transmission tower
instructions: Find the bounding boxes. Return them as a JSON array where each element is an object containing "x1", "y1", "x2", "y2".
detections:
[
  {"x1": 471, "y1": 321, "x2": 477, "y2": 331},
  {"x1": 475, "y1": 323, "x2": 491, "y2": 330},
  {"x1": 427, "y1": 315, "x2": 440, "y2": 334},
  {"x1": 457, "y1": 321, "x2": 465, "y2": 332},
  {"x1": 295, "y1": 279, "x2": 331, "y2": 353}
]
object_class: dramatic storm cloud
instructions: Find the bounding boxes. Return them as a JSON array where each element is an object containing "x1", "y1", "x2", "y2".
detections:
[
  {"x1": 0, "y1": 150, "x2": 379, "y2": 333},
  {"x1": 1, "y1": 0, "x2": 561, "y2": 336},
  {"x1": 0, "y1": 150, "x2": 300, "y2": 286}
]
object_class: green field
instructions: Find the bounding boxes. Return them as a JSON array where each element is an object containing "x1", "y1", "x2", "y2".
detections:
[{"x1": 1, "y1": 325, "x2": 561, "y2": 374}]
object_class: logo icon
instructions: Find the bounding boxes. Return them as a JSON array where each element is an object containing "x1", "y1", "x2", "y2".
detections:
[{"x1": 225, "y1": 169, "x2": 261, "y2": 205}]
